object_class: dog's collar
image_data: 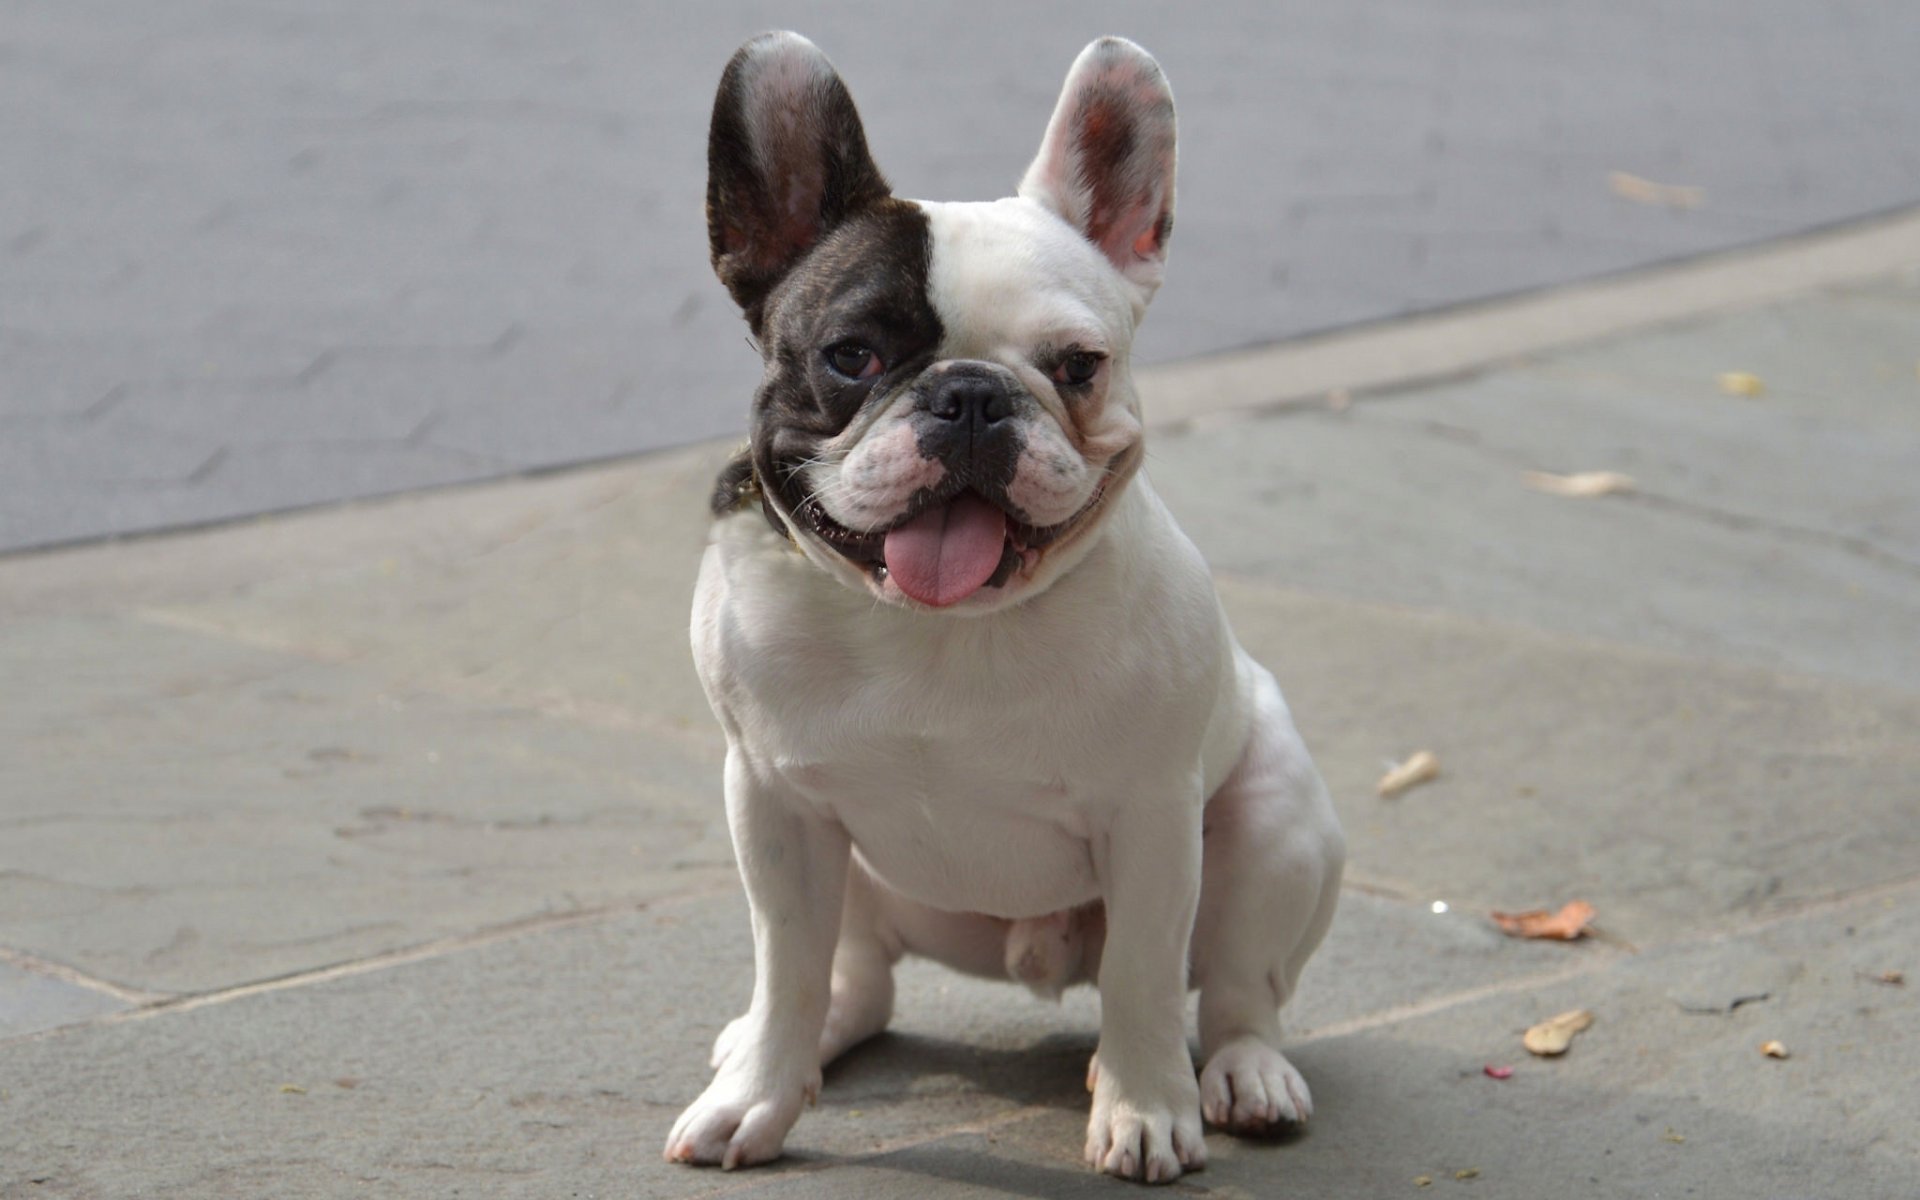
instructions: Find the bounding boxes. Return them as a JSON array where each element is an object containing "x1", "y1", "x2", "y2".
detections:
[{"x1": 711, "y1": 446, "x2": 796, "y2": 545}]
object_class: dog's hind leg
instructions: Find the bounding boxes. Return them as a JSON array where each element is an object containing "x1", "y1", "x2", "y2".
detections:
[
  {"x1": 818, "y1": 860, "x2": 901, "y2": 1065},
  {"x1": 1190, "y1": 666, "x2": 1344, "y2": 1135},
  {"x1": 717, "y1": 857, "x2": 1107, "y2": 1071},
  {"x1": 822, "y1": 861, "x2": 1103, "y2": 1059}
]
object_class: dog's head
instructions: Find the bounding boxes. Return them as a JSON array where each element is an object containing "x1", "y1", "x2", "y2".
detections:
[{"x1": 707, "y1": 32, "x2": 1175, "y2": 612}]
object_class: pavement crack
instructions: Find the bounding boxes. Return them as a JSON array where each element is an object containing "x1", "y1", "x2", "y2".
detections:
[
  {"x1": 294, "y1": 348, "x2": 337, "y2": 384},
  {"x1": 1399, "y1": 415, "x2": 1920, "y2": 579},
  {"x1": 1295, "y1": 871, "x2": 1920, "y2": 1047},
  {"x1": 78, "y1": 383, "x2": 130, "y2": 421},
  {"x1": 1628, "y1": 489, "x2": 1920, "y2": 580},
  {"x1": 184, "y1": 446, "x2": 228, "y2": 485},
  {"x1": 334, "y1": 804, "x2": 621, "y2": 840},
  {"x1": 1297, "y1": 956, "x2": 1618, "y2": 1044},
  {"x1": 0, "y1": 945, "x2": 171, "y2": 1005},
  {"x1": 11, "y1": 879, "x2": 742, "y2": 1043}
]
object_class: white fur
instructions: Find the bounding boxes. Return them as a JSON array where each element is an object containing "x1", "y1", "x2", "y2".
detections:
[
  {"x1": 667, "y1": 37, "x2": 1345, "y2": 1186},
  {"x1": 669, "y1": 471, "x2": 1345, "y2": 1180}
]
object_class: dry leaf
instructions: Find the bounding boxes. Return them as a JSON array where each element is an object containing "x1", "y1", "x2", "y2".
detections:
[
  {"x1": 1491, "y1": 900, "x2": 1597, "y2": 941},
  {"x1": 1414, "y1": 1176, "x2": 1434, "y2": 1188},
  {"x1": 1455, "y1": 1168, "x2": 1481, "y2": 1181},
  {"x1": 1760, "y1": 1040, "x2": 1790, "y2": 1059},
  {"x1": 1717, "y1": 371, "x2": 1765, "y2": 396},
  {"x1": 1874, "y1": 969, "x2": 1904, "y2": 986},
  {"x1": 1663, "y1": 1128, "x2": 1687, "y2": 1145},
  {"x1": 1378, "y1": 750, "x2": 1440, "y2": 797},
  {"x1": 1523, "y1": 470, "x2": 1636, "y2": 498},
  {"x1": 1483, "y1": 1065, "x2": 1514, "y2": 1080},
  {"x1": 1523, "y1": 1008, "x2": 1595, "y2": 1056},
  {"x1": 1609, "y1": 170, "x2": 1706, "y2": 209},
  {"x1": 279, "y1": 1084, "x2": 307, "y2": 1095}
]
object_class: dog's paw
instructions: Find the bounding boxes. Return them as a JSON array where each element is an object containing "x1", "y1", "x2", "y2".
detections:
[
  {"x1": 1083, "y1": 1067, "x2": 1206, "y2": 1183},
  {"x1": 663, "y1": 1067, "x2": 819, "y2": 1171},
  {"x1": 1199, "y1": 1035, "x2": 1312, "y2": 1134}
]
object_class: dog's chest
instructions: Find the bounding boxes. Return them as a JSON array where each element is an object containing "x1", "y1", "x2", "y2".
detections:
[
  {"x1": 710, "y1": 613, "x2": 1188, "y2": 917},
  {"x1": 776, "y1": 702, "x2": 1105, "y2": 917},
  {"x1": 696, "y1": 506, "x2": 1230, "y2": 918},
  {"x1": 732, "y1": 615, "x2": 1152, "y2": 914}
]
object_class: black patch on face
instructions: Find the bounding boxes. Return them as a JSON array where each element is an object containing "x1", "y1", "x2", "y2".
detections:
[
  {"x1": 746, "y1": 199, "x2": 943, "y2": 545},
  {"x1": 706, "y1": 35, "x2": 892, "y2": 332},
  {"x1": 703, "y1": 36, "x2": 943, "y2": 546}
]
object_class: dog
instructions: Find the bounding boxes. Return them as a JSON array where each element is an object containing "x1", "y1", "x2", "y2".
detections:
[{"x1": 664, "y1": 32, "x2": 1345, "y2": 1184}]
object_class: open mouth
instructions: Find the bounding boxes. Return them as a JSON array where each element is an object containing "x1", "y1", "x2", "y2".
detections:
[{"x1": 793, "y1": 480, "x2": 1110, "y2": 607}]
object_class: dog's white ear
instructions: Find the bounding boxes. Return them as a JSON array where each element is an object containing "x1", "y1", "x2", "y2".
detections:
[
  {"x1": 707, "y1": 32, "x2": 891, "y2": 329},
  {"x1": 1019, "y1": 38, "x2": 1176, "y2": 305}
]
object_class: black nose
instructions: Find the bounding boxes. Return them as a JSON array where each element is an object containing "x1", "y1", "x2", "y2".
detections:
[{"x1": 928, "y1": 373, "x2": 1014, "y2": 428}]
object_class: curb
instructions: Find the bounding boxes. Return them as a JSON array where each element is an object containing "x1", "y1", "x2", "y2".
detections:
[{"x1": 1139, "y1": 204, "x2": 1920, "y2": 429}]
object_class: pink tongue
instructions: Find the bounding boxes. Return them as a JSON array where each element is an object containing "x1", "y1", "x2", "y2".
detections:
[{"x1": 883, "y1": 492, "x2": 1009, "y2": 607}]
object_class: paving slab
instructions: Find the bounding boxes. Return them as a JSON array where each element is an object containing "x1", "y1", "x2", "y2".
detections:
[
  {"x1": 96, "y1": 442, "x2": 727, "y2": 750},
  {"x1": 0, "y1": 610, "x2": 732, "y2": 996},
  {"x1": 1538, "y1": 268, "x2": 1920, "y2": 431},
  {"x1": 3, "y1": 872, "x2": 1909, "y2": 1197},
  {"x1": 1288, "y1": 893, "x2": 1920, "y2": 1198},
  {"x1": 1152, "y1": 282, "x2": 1920, "y2": 692},
  {"x1": 1218, "y1": 578, "x2": 1920, "y2": 944},
  {"x1": 0, "y1": 887, "x2": 1549, "y2": 1192}
]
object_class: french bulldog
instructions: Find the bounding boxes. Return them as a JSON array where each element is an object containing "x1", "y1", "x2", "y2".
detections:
[{"x1": 664, "y1": 32, "x2": 1345, "y2": 1184}]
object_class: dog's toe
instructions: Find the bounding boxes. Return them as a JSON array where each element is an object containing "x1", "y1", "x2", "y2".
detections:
[
  {"x1": 665, "y1": 1067, "x2": 815, "y2": 1170},
  {"x1": 1085, "y1": 1077, "x2": 1204, "y2": 1183},
  {"x1": 1200, "y1": 1036, "x2": 1312, "y2": 1135}
]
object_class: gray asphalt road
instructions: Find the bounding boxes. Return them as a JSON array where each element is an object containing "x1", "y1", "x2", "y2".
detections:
[{"x1": 5, "y1": 0, "x2": 1918, "y2": 551}]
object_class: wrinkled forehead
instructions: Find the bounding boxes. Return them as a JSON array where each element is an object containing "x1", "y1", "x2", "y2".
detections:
[{"x1": 919, "y1": 197, "x2": 1137, "y2": 357}]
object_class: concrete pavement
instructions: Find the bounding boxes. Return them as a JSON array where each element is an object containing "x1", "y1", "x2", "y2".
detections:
[
  {"x1": 4, "y1": 224, "x2": 1918, "y2": 1196},
  {"x1": 8, "y1": 0, "x2": 1920, "y2": 551}
]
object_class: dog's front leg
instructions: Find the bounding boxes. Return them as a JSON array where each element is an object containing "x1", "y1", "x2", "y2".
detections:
[
  {"x1": 665, "y1": 749, "x2": 849, "y2": 1170},
  {"x1": 1085, "y1": 786, "x2": 1208, "y2": 1183}
]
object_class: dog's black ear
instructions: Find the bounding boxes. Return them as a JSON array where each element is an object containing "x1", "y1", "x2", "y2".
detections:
[
  {"x1": 1019, "y1": 38, "x2": 1176, "y2": 308},
  {"x1": 706, "y1": 32, "x2": 891, "y2": 329}
]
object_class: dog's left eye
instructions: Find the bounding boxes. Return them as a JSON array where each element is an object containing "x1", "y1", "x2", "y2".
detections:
[
  {"x1": 1052, "y1": 351, "x2": 1104, "y2": 387},
  {"x1": 825, "y1": 342, "x2": 883, "y2": 380}
]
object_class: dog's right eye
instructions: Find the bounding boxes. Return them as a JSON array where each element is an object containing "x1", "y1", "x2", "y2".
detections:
[{"x1": 825, "y1": 342, "x2": 882, "y2": 381}]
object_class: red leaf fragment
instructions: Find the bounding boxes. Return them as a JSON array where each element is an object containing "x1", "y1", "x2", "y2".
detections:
[{"x1": 1490, "y1": 900, "x2": 1596, "y2": 941}]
